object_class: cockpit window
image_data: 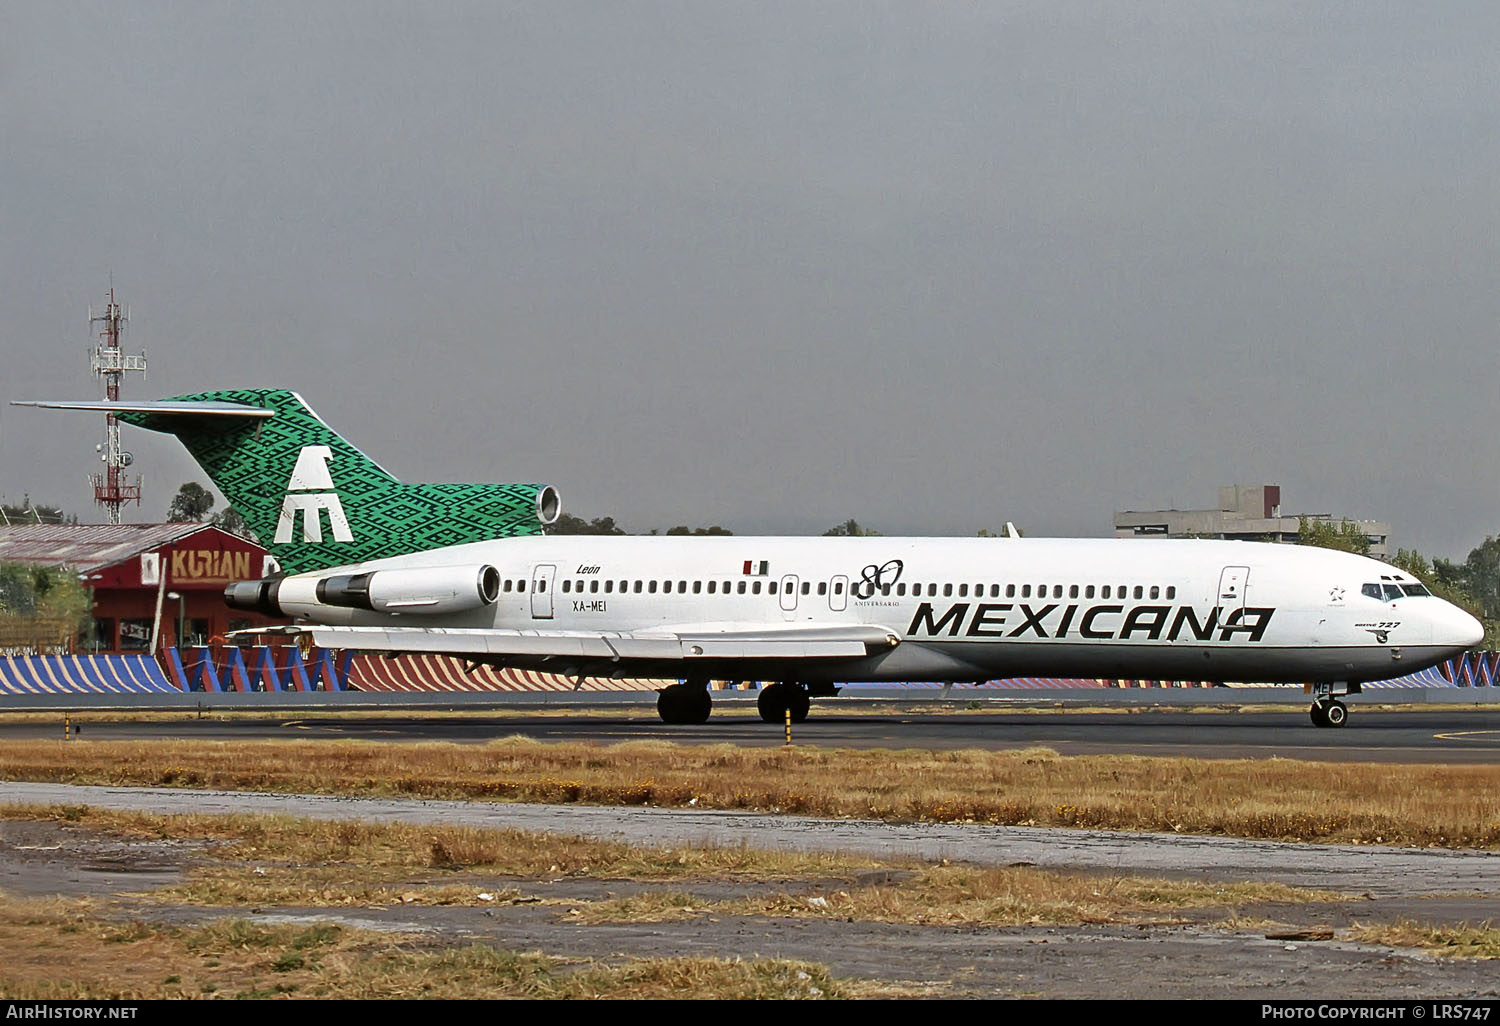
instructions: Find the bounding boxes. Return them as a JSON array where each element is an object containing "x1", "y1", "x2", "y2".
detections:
[
  {"x1": 1382, "y1": 584, "x2": 1403, "y2": 601},
  {"x1": 1400, "y1": 584, "x2": 1432, "y2": 597},
  {"x1": 1361, "y1": 583, "x2": 1383, "y2": 601}
]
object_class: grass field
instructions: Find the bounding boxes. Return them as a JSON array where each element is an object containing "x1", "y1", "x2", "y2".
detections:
[{"x1": 2, "y1": 735, "x2": 1499, "y2": 847}]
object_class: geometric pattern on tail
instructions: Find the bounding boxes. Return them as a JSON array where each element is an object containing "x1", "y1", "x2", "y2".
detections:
[{"x1": 119, "y1": 388, "x2": 549, "y2": 575}]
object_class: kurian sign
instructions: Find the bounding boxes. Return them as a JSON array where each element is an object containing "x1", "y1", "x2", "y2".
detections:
[{"x1": 170, "y1": 549, "x2": 255, "y2": 584}]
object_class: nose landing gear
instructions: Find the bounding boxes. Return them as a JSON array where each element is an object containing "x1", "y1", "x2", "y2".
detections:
[
  {"x1": 1309, "y1": 699, "x2": 1347, "y2": 727},
  {"x1": 1307, "y1": 681, "x2": 1359, "y2": 728}
]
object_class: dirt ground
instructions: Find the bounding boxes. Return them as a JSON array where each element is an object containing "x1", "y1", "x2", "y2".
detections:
[{"x1": 3, "y1": 807, "x2": 1500, "y2": 1000}]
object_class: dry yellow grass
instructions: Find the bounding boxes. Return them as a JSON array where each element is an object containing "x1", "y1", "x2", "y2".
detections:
[
  {"x1": 1347, "y1": 920, "x2": 1500, "y2": 958},
  {"x1": 0, "y1": 895, "x2": 891, "y2": 998},
  {"x1": 569, "y1": 867, "x2": 1346, "y2": 927},
  {"x1": 4, "y1": 736, "x2": 1500, "y2": 847}
]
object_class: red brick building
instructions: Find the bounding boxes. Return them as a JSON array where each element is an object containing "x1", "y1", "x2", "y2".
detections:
[{"x1": 0, "y1": 523, "x2": 284, "y2": 652}]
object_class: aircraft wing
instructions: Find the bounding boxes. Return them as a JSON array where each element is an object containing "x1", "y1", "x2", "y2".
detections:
[{"x1": 248, "y1": 623, "x2": 899, "y2": 661}]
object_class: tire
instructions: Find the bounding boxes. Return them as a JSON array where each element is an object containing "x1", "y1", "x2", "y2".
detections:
[
  {"x1": 757, "y1": 684, "x2": 786, "y2": 724},
  {"x1": 1324, "y1": 700, "x2": 1347, "y2": 727},
  {"x1": 687, "y1": 687, "x2": 712, "y2": 725},
  {"x1": 659, "y1": 684, "x2": 712, "y2": 725},
  {"x1": 788, "y1": 686, "x2": 811, "y2": 723},
  {"x1": 1309, "y1": 703, "x2": 1329, "y2": 728}
]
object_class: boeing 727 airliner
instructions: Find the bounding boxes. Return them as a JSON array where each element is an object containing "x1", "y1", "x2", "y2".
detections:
[{"x1": 17, "y1": 390, "x2": 1482, "y2": 727}]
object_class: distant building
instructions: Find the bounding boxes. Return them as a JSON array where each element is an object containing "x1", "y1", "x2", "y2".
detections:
[
  {"x1": 0, "y1": 523, "x2": 284, "y2": 653},
  {"x1": 1113, "y1": 485, "x2": 1390, "y2": 558}
]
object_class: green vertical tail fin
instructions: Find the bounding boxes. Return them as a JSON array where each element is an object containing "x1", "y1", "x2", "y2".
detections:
[{"x1": 113, "y1": 389, "x2": 557, "y2": 574}]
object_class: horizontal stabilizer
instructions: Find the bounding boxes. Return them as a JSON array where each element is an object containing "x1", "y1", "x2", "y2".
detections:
[{"x1": 11, "y1": 400, "x2": 274, "y2": 418}]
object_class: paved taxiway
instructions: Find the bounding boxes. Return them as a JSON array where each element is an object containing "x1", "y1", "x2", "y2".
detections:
[{"x1": 6, "y1": 706, "x2": 1500, "y2": 763}]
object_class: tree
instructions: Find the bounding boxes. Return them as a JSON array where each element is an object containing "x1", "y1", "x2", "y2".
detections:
[
  {"x1": 1296, "y1": 516, "x2": 1370, "y2": 556},
  {"x1": 547, "y1": 514, "x2": 628, "y2": 535},
  {"x1": 665, "y1": 525, "x2": 733, "y2": 536},
  {"x1": 0, "y1": 560, "x2": 90, "y2": 651},
  {"x1": 1455, "y1": 536, "x2": 1500, "y2": 621},
  {"x1": 823, "y1": 519, "x2": 881, "y2": 537},
  {"x1": 167, "y1": 482, "x2": 215, "y2": 523},
  {"x1": 212, "y1": 506, "x2": 259, "y2": 543}
]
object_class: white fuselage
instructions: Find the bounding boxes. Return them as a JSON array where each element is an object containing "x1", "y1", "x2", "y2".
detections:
[{"x1": 270, "y1": 535, "x2": 1483, "y2": 685}]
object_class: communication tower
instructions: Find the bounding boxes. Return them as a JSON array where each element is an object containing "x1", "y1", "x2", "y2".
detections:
[{"x1": 88, "y1": 289, "x2": 147, "y2": 524}]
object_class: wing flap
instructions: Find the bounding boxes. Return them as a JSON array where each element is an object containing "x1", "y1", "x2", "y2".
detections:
[{"x1": 274, "y1": 623, "x2": 898, "y2": 661}]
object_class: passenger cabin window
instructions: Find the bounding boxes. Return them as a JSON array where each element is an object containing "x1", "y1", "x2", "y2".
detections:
[
  {"x1": 1133, "y1": 585, "x2": 1143, "y2": 599},
  {"x1": 945, "y1": 584, "x2": 954, "y2": 597},
  {"x1": 1085, "y1": 585, "x2": 1095, "y2": 599},
  {"x1": 1021, "y1": 585, "x2": 1031, "y2": 598},
  {"x1": 1069, "y1": 585, "x2": 1079, "y2": 599},
  {"x1": 1149, "y1": 586, "x2": 1159, "y2": 600},
  {"x1": 1007, "y1": 585, "x2": 1017, "y2": 598},
  {"x1": 801, "y1": 582, "x2": 811, "y2": 595},
  {"x1": 958, "y1": 584, "x2": 968, "y2": 598},
  {"x1": 897, "y1": 584, "x2": 906, "y2": 596},
  {"x1": 818, "y1": 582, "x2": 827, "y2": 596}
]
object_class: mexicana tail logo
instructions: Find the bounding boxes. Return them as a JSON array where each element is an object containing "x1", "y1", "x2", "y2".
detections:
[{"x1": 275, "y1": 445, "x2": 353, "y2": 544}]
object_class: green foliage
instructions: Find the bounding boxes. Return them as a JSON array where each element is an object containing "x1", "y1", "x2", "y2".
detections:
[
  {"x1": 664, "y1": 525, "x2": 732, "y2": 536},
  {"x1": 1296, "y1": 516, "x2": 1371, "y2": 556},
  {"x1": 0, "y1": 563, "x2": 37, "y2": 616},
  {"x1": 548, "y1": 514, "x2": 628, "y2": 535},
  {"x1": 211, "y1": 506, "x2": 259, "y2": 544},
  {"x1": 824, "y1": 519, "x2": 882, "y2": 537},
  {"x1": 167, "y1": 482, "x2": 215, "y2": 523},
  {"x1": 0, "y1": 560, "x2": 91, "y2": 650}
]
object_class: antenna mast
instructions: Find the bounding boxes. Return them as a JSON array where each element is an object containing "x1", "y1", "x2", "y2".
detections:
[{"x1": 88, "y1": 288, "x2": 146, "y2": 524}]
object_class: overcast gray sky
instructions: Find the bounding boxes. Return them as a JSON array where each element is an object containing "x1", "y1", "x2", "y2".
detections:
[{"x1": 3, "y1": 2, "x2": 1498, "y2": 558}]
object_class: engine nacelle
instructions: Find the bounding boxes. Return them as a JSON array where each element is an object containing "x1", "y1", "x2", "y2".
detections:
[
  {"x1": 318, "y1": 565, "x2": 501, "y2": 614},
  {"x1": 227, "y1": 564, "x2": 501, "y2": 618}
]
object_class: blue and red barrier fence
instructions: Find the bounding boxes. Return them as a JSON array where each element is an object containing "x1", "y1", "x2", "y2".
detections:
[{"x1": 0, "y1": 649, "x2": 1495, "y2": 696}]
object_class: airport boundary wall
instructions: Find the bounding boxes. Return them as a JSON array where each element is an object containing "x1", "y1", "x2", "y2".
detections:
[{"x1": 0, "y1": 648, "x2": 1495, "y2": 696}]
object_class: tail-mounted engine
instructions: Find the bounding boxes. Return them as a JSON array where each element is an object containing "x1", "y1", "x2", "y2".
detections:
[{"x1": 226, "y1": 564, "x2": 501, "y2": 618}]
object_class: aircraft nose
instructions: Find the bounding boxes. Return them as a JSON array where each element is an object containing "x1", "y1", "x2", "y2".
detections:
[{"x1": 1437, "y1": 603, "x2": 1485, "y2": 650}]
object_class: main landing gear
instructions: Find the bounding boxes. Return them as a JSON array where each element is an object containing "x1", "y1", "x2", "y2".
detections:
[
  {"x1": 757, "y1": 681, "x2": 811, "y2": 724},
  {"x1": 657, "y1": 679, "x2": 712, "y2": 725},
  {"x1": 1308, "y1": 680, "x2": 1360, "y2": 728}
]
